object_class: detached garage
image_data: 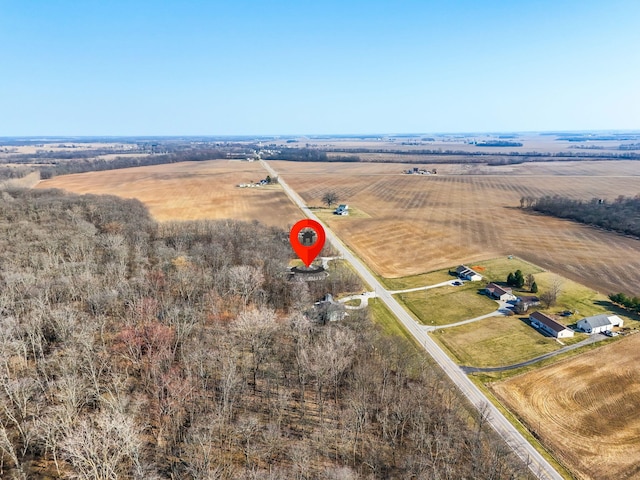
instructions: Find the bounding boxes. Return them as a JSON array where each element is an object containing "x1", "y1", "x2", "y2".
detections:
[{"x1": 577, "y1": 314, "x2": 624, "y2": 334}]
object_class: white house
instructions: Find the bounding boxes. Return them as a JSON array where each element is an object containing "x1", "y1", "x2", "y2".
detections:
[
  {"x1": 529, "y1": 311, "x2": 574, "y2": 338},
  {"x1": 334, "y1": 204, "x2": 349, "y2": 215},
  {"x1": 577, "y1": 314, "x2": 624, "y2": 334},
  {"x1": 456, "y1": 265, "x2": 482, "y2": 282},
  {"x1": 485, "y1": 283, "x2": 517, "y2": 302}
]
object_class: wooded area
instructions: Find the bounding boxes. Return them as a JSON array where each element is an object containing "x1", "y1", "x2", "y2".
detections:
[
  {"x1": 0, "y1": 188, "x2": 529, "y2": 479},
  {"x1": 525, "y1": 194, "x2": 640, "y2": 238}
]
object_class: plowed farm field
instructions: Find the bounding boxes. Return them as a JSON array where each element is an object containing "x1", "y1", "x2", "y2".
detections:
[
  {"x1": 37, "y1": 160, "x2": 301, "y2": 228},
  {"x1": 270, "y1": 160, "x2": 640, "y2": 296},
  {"x1": 492, "y1": 333, "x2": 640, "y2": 480}
]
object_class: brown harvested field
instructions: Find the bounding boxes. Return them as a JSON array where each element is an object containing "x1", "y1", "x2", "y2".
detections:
[
  {"x1": 492, "y1": 334, "x2": 640, "y2": 480},
  {"x1": 36, "y1": 160, "x2": 301, "y2": 228},
  {"x1": 270, "y1": 160, "x2": 640, "y2": 296}
]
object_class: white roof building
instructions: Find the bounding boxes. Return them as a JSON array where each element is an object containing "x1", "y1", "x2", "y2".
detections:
[{"x1": 577, "y1": 314, "x2": 623, "y2": 334}]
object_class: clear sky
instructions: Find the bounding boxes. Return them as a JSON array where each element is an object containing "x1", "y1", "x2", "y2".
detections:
[{"x1": 1, "y1": 0, "x2": 639, "y2": 136}]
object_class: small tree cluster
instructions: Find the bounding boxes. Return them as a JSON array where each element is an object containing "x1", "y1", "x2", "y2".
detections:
[
  {"x1": 609, "y1": 292, "x2": 640, "y2": 314},
  {"x1": 506, "y1": 270, "x2": 525, "y2": 288}
]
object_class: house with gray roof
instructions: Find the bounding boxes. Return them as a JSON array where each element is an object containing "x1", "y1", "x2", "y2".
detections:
[
  {"x1": 577, "y1": 314, "x2": 623, "y2": 334},
  {"x1": 485, "y1": 283, "x2": 516, "y2": 302}
]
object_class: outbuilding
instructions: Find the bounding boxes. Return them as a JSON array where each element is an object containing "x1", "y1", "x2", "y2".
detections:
[
  {"x1": 577, "y1": 314, "x2": 624, "y2": 334},
  {"x1": 456, "y1": 265, "x2": 482, "y2": 282},
  {"x1": 529, "y1": 311, "x2": 574, "y2": 338}
]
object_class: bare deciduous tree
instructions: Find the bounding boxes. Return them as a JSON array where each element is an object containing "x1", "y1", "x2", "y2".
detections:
[
  {"x1": 322, "y1": 191, "x2": 338, "y2": 208},
  {"x1": 61, "y1": 410, "x2": 142, "y2": 480}
]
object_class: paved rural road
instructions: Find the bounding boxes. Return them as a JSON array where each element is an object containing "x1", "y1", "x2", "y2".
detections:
[{"x1": 262, "y1": 160, "x2": 564, "y2": 480}]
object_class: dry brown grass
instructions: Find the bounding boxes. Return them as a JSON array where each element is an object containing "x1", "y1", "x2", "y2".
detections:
[
  {"x1": 492, "y1": 333, "x2": 640, "y2": 480},
  {"x1": 37, "y1": 160, "x2": 301, "y2": 227},
  {"x1": 271, "y1": 160, "x2": 640, "y2": 296}
]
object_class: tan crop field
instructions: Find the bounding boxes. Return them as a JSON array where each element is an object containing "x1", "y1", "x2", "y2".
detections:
[
  {"x1": 37, "y1": 160, "x2": 301, "y2": 228},
  {"x1": 270, "y1": 160, "x2": 640, "y2": 296},
  {"x1": 492, "y1": 333, "x2": 640, "y2": 480}
]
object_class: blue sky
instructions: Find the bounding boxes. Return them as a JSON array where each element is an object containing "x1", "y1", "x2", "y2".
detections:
[{"x1": 1, "y1": 0, "x2": 639, "y2": 135}]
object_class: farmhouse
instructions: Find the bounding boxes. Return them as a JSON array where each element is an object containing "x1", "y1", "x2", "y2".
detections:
[
  {"x1": 310, "y1": 294, "x2": 347, "y2": 324},
  {"x1": 529, "y1": 311, "x2": 574, "y2": 338},
  {"x1": 514, "y1": 295, "x2": 540, "y2": 313},
  {"x1": 577, "y1": 314, "x2": 624, "y2": 334},
  {"x1": 334, "y1": 204, "x2": 349, "y2": 215},
  {"x1": 456, "y1": 265, "x2": 482, "y2": 282},
  {"x1": 485, "y1": 283, "x2": 516, "y2": 301}
]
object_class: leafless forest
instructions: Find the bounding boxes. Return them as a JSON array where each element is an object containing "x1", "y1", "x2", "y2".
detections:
[{"x1": 0, "y1": 188, "x2": 528, "y2": 479}]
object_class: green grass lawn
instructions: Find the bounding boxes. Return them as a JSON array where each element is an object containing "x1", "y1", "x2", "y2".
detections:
[
  {"x1": 367, "y1": 298, "x2": 415, "y2": 342},
  {"x1": 396, "y1": 284, "x2": 498, "y2": 326},
  {"x1": 379, "y1": 268, "x2": 454, "y2": 291},
  {"x1": 432, "y1": 316, "x2": 564, "y2": 367},
  {"x1": 379, "y1": 256, "x2": 544, "y2": 292},
  {"x1": 343, "y1": 298, "x2": 361, "y2": 307},
  {"x1": 470, "y1": 256, "x2": 545, "y2": 283}
]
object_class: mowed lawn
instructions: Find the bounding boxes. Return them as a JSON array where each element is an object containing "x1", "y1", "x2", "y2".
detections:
[
  {"x1": 433, "y1": 316, "x2": 561, "y2": 367},
  {"x1": 396, "y1": 285, "x2": 498, "y2": 326},
  {"x1": 492, "y1": 333, "x2": 640, "y2": 480}
]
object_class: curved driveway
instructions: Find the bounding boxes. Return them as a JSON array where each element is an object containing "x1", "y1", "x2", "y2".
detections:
[{"x1": 262, "y1": 160, "x2": 564, "y2": 480}]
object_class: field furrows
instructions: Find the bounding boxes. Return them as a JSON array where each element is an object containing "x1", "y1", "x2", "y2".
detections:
[
  {"x1": 37, "y1": 160, "x2": 302, "y2": 228},
  {"x1": 492, "y1": 334, "x2": 640, "y2": 480},
  {"x1": 277, "y1": 162, "x2": 640, "y2": 296}
]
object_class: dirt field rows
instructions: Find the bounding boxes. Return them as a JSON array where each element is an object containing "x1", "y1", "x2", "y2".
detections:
[
  {"x1": 492, "y1": 333, "x2": 640, "y2": 480},
  {"x1": 37, "y1": 160, "x2": 301, "y2": 228},
  {"x1": 271, "y1": 160, "x2": 640, "y2": 296},
  {"x1": 37, "y1": 159, "x2": 640, "y2": 297}
]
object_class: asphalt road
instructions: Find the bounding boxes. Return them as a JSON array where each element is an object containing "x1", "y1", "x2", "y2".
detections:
[{"x1": 262, "y1": 160, "x2": 565, "y2": 480}]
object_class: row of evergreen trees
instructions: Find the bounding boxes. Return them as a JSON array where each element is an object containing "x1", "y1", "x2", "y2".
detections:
[{"x1": 609, "y1": 292, "x2": 640, "y2": 314}]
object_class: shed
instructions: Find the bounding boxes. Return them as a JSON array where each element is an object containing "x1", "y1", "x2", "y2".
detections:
[
  {"x1": 456, "y1": 265, "x2": 482, "y2": 282},
  {"x1": 577, "y1": 314, "x2": 624, "y2": 334}
]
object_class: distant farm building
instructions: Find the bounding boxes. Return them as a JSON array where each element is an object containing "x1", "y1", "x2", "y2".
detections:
[
  {"x1": 456, "y1": 265, "x2": 482, "y2": 282},
  {"x1": 334, "y1": 204, "x2": 349, "y2": 216},
  {"x1": 529, "y1": 311, "x2": 574, "y2": 338},
  {"x1": 404, "y1": 167, "x2": 436, "y2": 175},
  {"x1": 484, "y1": 283, "x2": 516, "y2": 302},
  {"x1": 577, "y1": 314, "x2": 624, "y2": 334}
]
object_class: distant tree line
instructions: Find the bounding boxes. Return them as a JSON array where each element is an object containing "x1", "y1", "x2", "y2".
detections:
[
  {"x1": 39, "y1": 149, "x2": 233, "y2": 178},
  {"x1": 474, "y1": 141, "x2": 523, "y2": 147},
  {"x1": 523, "y1": 194, "x2": 640, "y2": 238},
  {"x1": 323, "y1": 146, "x2": 640, "y2": 160},
  {"x1": 262, "y1": 148, "x2": 328, "y2": 162}
]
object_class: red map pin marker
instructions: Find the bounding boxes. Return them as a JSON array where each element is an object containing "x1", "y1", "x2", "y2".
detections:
[{"x1": 289, "y1": 219, "x2": 326, "y2": 267}]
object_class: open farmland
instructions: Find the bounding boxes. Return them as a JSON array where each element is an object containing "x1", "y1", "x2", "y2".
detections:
[
  {"x1": 492, "y1": 333, "x2": 640, "y2": 480},
  {"x1": 271, "y1": 160, "x2": 640, "y2": 296},
  {"x1": 37, "y1": 160, "x2": 301, "y2": 227}
]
